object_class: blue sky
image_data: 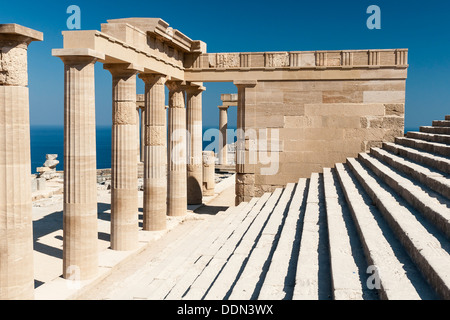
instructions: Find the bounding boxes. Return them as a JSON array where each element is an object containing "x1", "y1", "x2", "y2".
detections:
[{"x1": 2, "y1": 0, "x2": 450, "y2": 129}]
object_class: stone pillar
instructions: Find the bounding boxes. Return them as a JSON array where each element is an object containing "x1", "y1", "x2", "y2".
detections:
[
  {"x1": 53, "y1": 47, "x2": 104, "y2": 281},
  {"x1": 0, "y1": 24, "x2": 42, "y2": 300},
  {"x1": 234, "y1": 81, "x2": 257, "y2": 205},
  {"x1": 139, "y1": 74, "x2": 167, "y2": 231},
  {"x1": 203, "y1": 151, "x2": 215, "y2": 196},
  {"x1": 186, "y1": 85, "x2": 205, "y2": 205},
  {"x1": 166, "y1": 80, "x2": 187, "y2": 216},
  {"x1": 136, "y1": 107, "x2": 141, "y2": 163},
  {"x1": 140, "y1": 107, "x2": 145, "y2": 163},
  {"x1": 104, "y1": 64, "x2": 139, "y2": 251},
  {"x1": 219, "y1": 105, "x2": 229, "y2": 165}
]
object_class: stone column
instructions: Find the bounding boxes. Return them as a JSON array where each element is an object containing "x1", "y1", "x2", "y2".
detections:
[
  {"x1": 203, "y1": 151, "x2": 215, "y2": 196},
  {"x1": 53, "y1": 47, "x2": 105, "y2": 281},
  {"x1": 104, "y1": 64, "x2": 139, "y2": 251},
  {"x1": 219, "y1": 105, "x2": 229, "y2": 165},
  {"x1": 136, "y1": 107, "x2": 141, "y2": 163},
  {"x1": 139, "y1": 74, "x2": 167, "y2": 231},
  {"x1": 166, "y1": 80, "x2": 187, "y2": 216},
  {"x1": 140, "y1": 107, "x2": 146, "y2": 163},
  {"x1": 0, "y1": 24, "x2": 42, "y2": 300},
  {"x1": 186, "y1": 85, "x2": 205, "y2": 205}
]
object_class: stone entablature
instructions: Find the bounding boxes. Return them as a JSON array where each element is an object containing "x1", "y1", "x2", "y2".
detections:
[
  {"x1": 186, "y1": 49, "x2": 408, "y2": 70},
  {"x1": 59, "y1": 18, "x2": 206, "y2": 81}
]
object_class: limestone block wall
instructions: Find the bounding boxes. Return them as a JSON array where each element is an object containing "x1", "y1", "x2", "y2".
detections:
[{"x1": 236, "y1": 79, "x2": 406, "y2": 203}]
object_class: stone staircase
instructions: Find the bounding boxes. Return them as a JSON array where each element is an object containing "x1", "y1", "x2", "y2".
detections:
[{"x1": 99, "y1": 116, "x2": 449, "y2": 300}]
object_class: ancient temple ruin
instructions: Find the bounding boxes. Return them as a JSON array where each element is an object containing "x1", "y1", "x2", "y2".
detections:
[{"x1": 2, "y1": 18, "x2": 448, "y2": 300}]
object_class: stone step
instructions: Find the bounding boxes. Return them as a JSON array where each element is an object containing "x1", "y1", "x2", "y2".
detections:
[
  {"x1": 335, "y1": 162, "x2": 425, "y2": 300},
  {"x1": 370, "y1": 147, "x2": 450, "y2": 199},
  {"x1": 395, "y1": 137, "x2": 450, "y2": 158},
  {"x1": 205, "y1": 193, "x2": 276, "y2": 300},
  {"x1": 383, "y1": 142, "x2": 450, "y2": 174},
  {"x1": 347, "y1": 158, "x2": 450, "y2": 299},
  {"x1": 181, "y1": 189, "x2": 284, "y2": 300},
  {"x1": 257, "y1": 179, "x2": 308, "y2": 300},
  {"x1": 106, "y1": 211, "x2": 220, "y2": 299},
  {"x1": 227, "y1": 184, "x2": 297, "y2": 300},
  {"x1": 141, "y1": 200, "x2": 258, "y2": 300},
  {"x1": 432, "y1": 120, "x2": 450, "y2": 127},
  {"x1": 292, "y1": 173, "x2": 331, "y2": 300},
  {"x1": 165, "y1": 195, "x2": 271, "y2": 300},
  {"x1": 358, "y1": 153, "x2": 450, "y2": 239},
  {"x1": 420, "y1": 126, "x2": 450, "y2": 135},
  {"x1": 323, "y1": 168, "x2": 372, "y2": 300},
  {"x1": 120, "y1": 203, "x2": 248, "y2": 300},
  {"x1": 406, "y1": 131, "x2": 450, "y2": 146}
]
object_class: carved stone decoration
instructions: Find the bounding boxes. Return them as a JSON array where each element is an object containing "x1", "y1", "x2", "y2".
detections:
[
  {"x1": 266, "y1": 53, "x2": 289, "y2": 67},
  {"x1": 216, "y1": 53, "x2": 240, "y2": 68}
]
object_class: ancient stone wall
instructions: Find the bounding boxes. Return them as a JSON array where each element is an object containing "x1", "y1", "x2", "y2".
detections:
[{"x1": 236, "y1": 79, "x2": 406, "y2": 203}]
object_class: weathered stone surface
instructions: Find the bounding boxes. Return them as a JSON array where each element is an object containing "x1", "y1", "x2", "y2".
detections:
[{"x1": 233, "y1": 78, "x2": 406, "y2": 203}]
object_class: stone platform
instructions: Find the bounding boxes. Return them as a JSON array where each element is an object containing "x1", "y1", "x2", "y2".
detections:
[{"x1": 33, "y1": 173, "x2": 235, "y2": 300}]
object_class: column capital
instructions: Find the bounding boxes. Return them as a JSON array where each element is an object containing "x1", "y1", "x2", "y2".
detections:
[
  {"x1": 165, "y1": 80, "x2": 184, "y2": 92},
  {"x1": 0, "y1": 24, "x2": 43, "y2": 44},
  {"x1": 104, "y1": 63, "x2": 142, "y2": 77},
  {"x1": 52, "y1": 48, "x2": 104, "y2": 65},
  {"x1": 183, "y1": 83, "x2": 206, "y2": 95},
  {"x1": 139, "y1": 73, "x2": 167, "y2": 86},
  {"x1": 218, "y1": 105, "x2": 229, "y2": 111}
]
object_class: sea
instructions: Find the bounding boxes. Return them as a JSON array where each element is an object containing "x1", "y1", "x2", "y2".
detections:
[
  {"x1": 30, "y1": 126, "x2": 230, "y2": 174},
  {"x1": 29, "y1": 126, "x2": 418, "y2": 174}
]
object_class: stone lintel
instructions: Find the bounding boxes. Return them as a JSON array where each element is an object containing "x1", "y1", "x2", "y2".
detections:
[
  {"x1": 221, "y1": 93, "x2": 238, "y2": 102},
  {"x1": 0, "y1": 24, "x2": 43, "y2": 42}
]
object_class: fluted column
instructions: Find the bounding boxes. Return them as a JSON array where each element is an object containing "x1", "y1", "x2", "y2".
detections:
[
  {"x1": 140, "y1": 107, "x2": 145, "y2": 163},
  {"x1": 104, "y1": 64, "x2": 139, "y2": 251},
  {"x1": 219, "y1": 105, "x2": 229, "y2": 165},
  {"x1": 0, "y1": 25, "x2": 42, "y2": 299},
  {"x1": 136, "y1": 107, "x2": 141, "y2": 163},
  {"x1": 53, "y1": 48, "x2": 104, "y2": 281},
  {"x1": 166, "y1": 80, "x2": 187, "y2": 216},
  {"x1": 186, "y1": 85, "x2": 205, "y2": 205},
  {"x1": 139, "y1": 74, "x2": 167, "y2": 231}
]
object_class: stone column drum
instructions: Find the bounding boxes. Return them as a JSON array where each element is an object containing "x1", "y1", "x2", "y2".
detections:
[
  {"x1": 53, "y1": 47, "x2": 105, "y2": 281},
  {"x1": 166, "y1": 81, "x2": 187, "y2": 216},
  {"x1": 218, "y1": 105, "x2": 229, "y2": 165},
  {"x1": 139, "y1": 74, "x2": 167, "y2": 231},
  {"x1": 202, "y1": 151, "x2": 215, "y2": 196},
  {"x1": 104, "y1": 64, "x2": 139, "y2": 251},
  {"x1": 0, "y1": 24, "x2": 42, "y2": 300},
  {"x1": 186, "y1": 85, "x2": 205, "y2": 205}
]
